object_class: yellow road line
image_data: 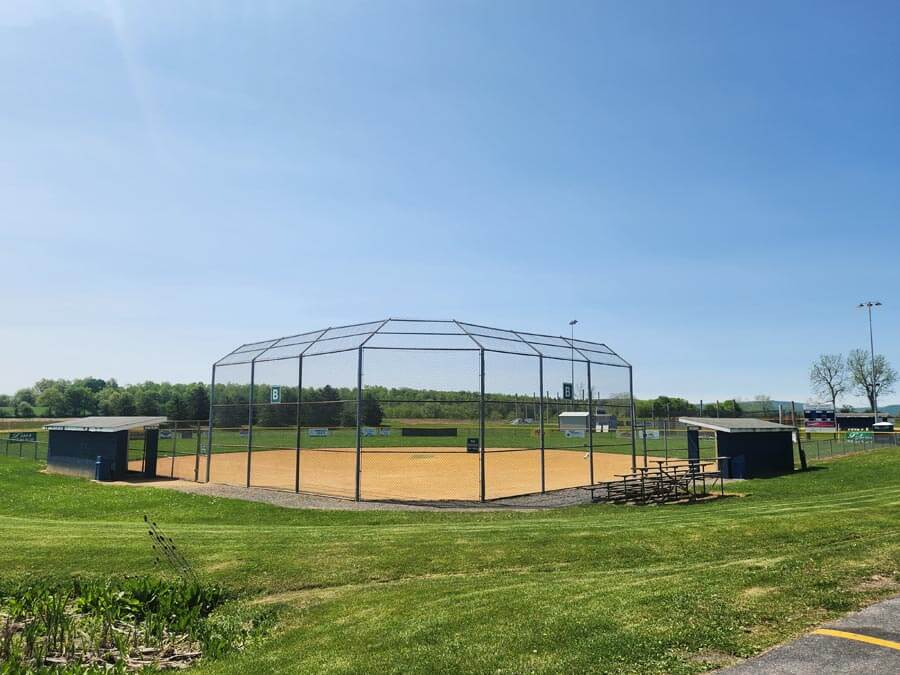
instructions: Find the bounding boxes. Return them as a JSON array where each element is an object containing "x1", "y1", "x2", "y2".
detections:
[{"x1": 813, "y1": 628, "x2": 900, "y2": 651}]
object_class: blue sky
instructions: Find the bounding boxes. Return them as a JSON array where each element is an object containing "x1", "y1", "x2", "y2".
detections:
[{"x1": 1, "y1": 0, "x2": 898, "y2": 405}]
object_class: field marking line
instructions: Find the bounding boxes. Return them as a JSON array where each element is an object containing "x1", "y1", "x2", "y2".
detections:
[{"x1": 812, "y1": 628, "x2": 900, "y2": 651}]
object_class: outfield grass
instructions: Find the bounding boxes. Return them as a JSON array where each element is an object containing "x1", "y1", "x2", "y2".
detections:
[{"x1": 0, "y1": 449, "x2": 898, "y2": 673}]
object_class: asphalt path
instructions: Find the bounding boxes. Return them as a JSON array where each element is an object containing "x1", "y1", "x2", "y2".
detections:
[{"x1": 724, "y1": 595, "x2": 900, "y2": 674}]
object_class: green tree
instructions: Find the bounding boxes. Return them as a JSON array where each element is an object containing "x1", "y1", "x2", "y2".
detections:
[
  {"x1": 100, "y1": 389, "x2": 137, "y2": 417},
  {"x1": 134, "y1": 388, "x2": 161, "y2": 416},
  {"x1": 75, "y1": 377, "x2": 107, "y2": 394},
  {"x1": 187, "y1": 384, "x2": 210, "y2": 421},
  {"x1": 165, "y1": 393, "x2": 190, "y2": 420},
  {"x1": 64, "y1": 385, "x2": 95, "y2": 416},
  {"x1": 15, "y1": 401, "x2": 35, "y2": 418},
  {"x1": 13, "y1": 388, "x2": 36, "y2": 406},
  {"x1": 37, "y1": 386, "x2": 67, "y2": 417}
]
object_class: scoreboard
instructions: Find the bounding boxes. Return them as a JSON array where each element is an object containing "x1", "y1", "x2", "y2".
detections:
[{"x1": 804, "y1": 406, "x2": 836, "y2": 429}]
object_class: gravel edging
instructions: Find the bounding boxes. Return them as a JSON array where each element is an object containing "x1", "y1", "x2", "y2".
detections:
[{"x1": 105, "y1": 477, "x2": 594, "y2": 511}]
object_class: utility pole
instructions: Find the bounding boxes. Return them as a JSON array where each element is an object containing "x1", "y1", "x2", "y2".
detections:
[{"x1": 858, "y1": 301, "x2": 882, "y2": 420}]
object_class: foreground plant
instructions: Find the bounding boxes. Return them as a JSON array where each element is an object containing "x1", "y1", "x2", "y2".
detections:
[{"x1": 0, "y1": 576, "x2": 275, "y2": 672}]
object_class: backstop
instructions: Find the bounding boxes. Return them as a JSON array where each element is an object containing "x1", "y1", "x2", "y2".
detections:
[{"x1": 203, "y1": 319, "x2": 637, "y2": 501}]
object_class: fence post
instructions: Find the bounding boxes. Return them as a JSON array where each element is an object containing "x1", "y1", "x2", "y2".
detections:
[
  {"x1": 587, "y1": 361, "x2": 594, "y2": 485},
  {"x1": 479, "y1": 348, "x2": 486, "y2": 502},
  {"x1": 538, "y1": 356, "x2": 545, "y2": 494},
  {"x1": 355, "y1": 347, "x2": 363, "y2": 502},
  {"x1": 205, "y1": 365, "x2": 216, "y2": 483},
  {"x1": 170, "y1": 422, "x2": 177, "y2": 478},
  {"x1": 246, "y1": 360, "x2": 255, "y2": 488},
  {"x1": 295, "y1": 355, "x2": 303, "y2": 494},
  {"x1": 193, "y1": 422, "x2": 201, "y2": 481},
  {"x1": 628, "y1": 366, "x2": 637, "y2": 471}
]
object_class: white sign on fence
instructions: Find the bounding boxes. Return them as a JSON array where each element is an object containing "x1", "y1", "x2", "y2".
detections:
[
  {"x1": 308, "y1": 428, "x2": 329, "y2": 437},
  {"x1": 361, "y1": 427, "x2": 376, "y2": 437},
  {"x1": 640, "y1": 430, "x2": 660, "y2": 440},
  {"x1": 564, "y1": 430, "x2": 586, "y2": 438},
  {"x1": 380, "y1": 428, "x2": 391, "y2": 436}
]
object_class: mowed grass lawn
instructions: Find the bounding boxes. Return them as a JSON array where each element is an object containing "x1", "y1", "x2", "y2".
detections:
[{"x1": 1, "y1": 451, "x2": 899, "y2": 674}]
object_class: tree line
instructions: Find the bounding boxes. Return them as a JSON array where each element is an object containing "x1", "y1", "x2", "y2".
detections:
[
  {"x1": 2, "y1": 377, "x2": 766, "y2": 425},
  {"x1": 0, "y1": 378, "x2": 210, "y2": 421}
]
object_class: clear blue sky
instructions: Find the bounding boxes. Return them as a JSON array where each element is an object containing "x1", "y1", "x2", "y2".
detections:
[{"x1": 2, "y1": 1, "x2": 898, "y2": 406}]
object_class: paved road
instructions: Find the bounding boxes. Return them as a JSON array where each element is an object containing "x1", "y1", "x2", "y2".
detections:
[{"x1": 724, "y1": 595, "x2": 900, "y2": 674}]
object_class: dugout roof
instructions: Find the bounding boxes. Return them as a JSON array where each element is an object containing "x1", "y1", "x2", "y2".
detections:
[
  {"x1": 215, "y1": 319, "x2": 630, "y2": 368},
  {"x1": 678, "y1": 417, "x2": 794, "y2": 433},
  {"x1": 45, "y1": 416, "x2": 168, "y2": 433}
]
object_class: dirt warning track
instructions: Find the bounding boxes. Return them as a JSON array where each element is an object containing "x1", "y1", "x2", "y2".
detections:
[{"x1": 134, "y1": 447, "x2": 640, "y2": 501}]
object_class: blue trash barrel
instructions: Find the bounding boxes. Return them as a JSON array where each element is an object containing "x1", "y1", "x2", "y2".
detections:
[{"x1": 94, "y1": 455, "x2": 111, "y2": 481}]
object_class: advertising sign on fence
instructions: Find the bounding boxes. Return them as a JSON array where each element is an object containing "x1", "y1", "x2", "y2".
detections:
[
  {"x1": 380, "y1": 428, "x2": 391, "y2": 436},
  {"x1": 308, "y1": 428, "x2": 329, "y2": 437},
  {"x1": 639, "y1": 430, "x2": 660, "y2": 440},
  {"x1": 361, "y1": 427, "x2": 376, "y2": 437},
  {"x1": 160, "y1": 430, "x2": 173, "y2": 440},
  {"x1": 564, "y1": 430, "x2": 585, "y2": 438},
  {"x1": 9, "y1": 432, "x2": 37, "y2": 442},
  {"x1": 847, "y1": 431, "x2": 873, "y2": 443}
]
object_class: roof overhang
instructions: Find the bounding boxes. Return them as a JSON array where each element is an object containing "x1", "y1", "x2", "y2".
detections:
[
  {"x1": 678, "y1": 417, "x2": 794, "y2": 433},
  {"x1": 44, "y1": 416, "x2": 168, "y2": 433}
]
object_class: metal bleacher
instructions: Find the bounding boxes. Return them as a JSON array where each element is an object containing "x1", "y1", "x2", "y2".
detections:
[{"x1": 581, "y1": 457, "x2": 726, "y2": 504}]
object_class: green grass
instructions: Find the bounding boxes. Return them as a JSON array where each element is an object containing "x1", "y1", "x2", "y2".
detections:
[
  {"x1": 0, "y1": 449, "x2": 899, "y2": 673},
  {"x1": 202, "y1": 423, "x2": 717, "y2": 460}
]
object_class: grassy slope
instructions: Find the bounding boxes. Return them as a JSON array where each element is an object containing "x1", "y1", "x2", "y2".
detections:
[{"x1": 0, "y1": 452, "x2": 898, "y2": 674}]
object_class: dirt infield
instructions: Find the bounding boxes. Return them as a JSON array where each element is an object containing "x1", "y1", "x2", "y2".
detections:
[{"x1": 136, "y1": 447, "x2": 640, "y2": 501}]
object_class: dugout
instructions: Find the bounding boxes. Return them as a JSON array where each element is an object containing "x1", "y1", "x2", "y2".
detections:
[
  {"x1": 678, "y1": 417, "x2": 794, "y2": 479},
  {"x1": 558, "y1": 411, "x2": 590, "y2": 431},
  {"x1": 44, "y1": 416, "x2": 167, "y2": 480},
  {"x1": 835, "y1": 412, "x2": 892, "y2": 430}
]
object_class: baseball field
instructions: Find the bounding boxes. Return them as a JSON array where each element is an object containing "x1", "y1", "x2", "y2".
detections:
[
  {"x1": 1, "y1": 446, "x2": 898, "y2": 673},
  {"x1": 138, "y1": 422, "x2": 719, "y2": 500}
]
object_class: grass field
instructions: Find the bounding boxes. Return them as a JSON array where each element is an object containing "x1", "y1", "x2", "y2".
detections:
[{"x1": 1, "y1": 448, "x2": 898, "y2": 673}]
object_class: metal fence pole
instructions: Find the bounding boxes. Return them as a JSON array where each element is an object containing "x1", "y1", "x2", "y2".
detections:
[
  {"x1": 479, "y1": 348, "x2": 486, "y2": 502},
  {"x1": 587, "y1": 361, "x2": 594, "y2": 485},
  {"x1": 170, "y1": 422, "x2": 177, "y2": 478},
  {"x1": 193, "y1": 422, "x2": 201, "y2": 481},
  {"x1": 664, "y1": 417, "x2": 669, "y2": 461},
  {"x1": 538, "y1": 356, "x2": 545, "y2": 494},
  {"x1": 628, "y1": 365, "x2": 637, "y2": 471},
  {"x1": 246, "y1": 361, "x2": 255, "y2": 488},
  {"x1": 295, "y1": 356, "x2": 303, "y2": 494},
  {"x1": 205, "y1": 365, "x2": 216, "y2": 483},
  {"x1": 355, "y1": 347, "x2": 363, "y2": 501}
]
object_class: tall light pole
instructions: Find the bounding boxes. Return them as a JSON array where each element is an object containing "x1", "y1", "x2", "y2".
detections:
[
  {"x1": 568, "y1": 319, "x2": 578, "y2": 394},
  {"x1": 858, "y1": 301, "x2": 882, "y2": 419}
]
